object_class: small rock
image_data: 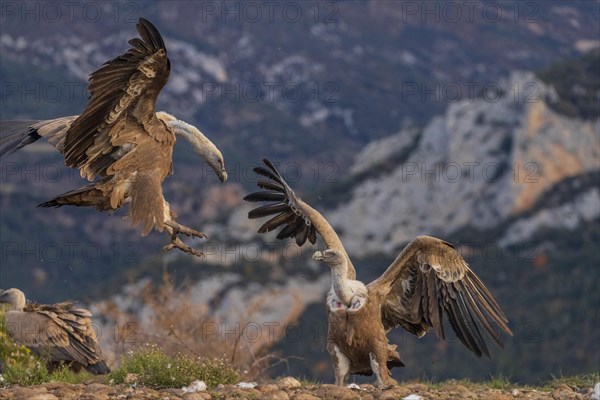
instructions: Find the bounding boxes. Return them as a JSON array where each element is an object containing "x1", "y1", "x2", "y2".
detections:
[
  {"x1": 316, "y1": 384, "x2": 360, "y2": 400},
  {"x1": 278, "y1": 376, "x2": 302, "y2": 389},
  {"x1": 29, "y1": 395, "x2": 58, "y2": 400},
  {"x1": 182, "y1": 393, "x2": 212, "y2": 400},
  {"x1": 291, "y1": 393, "x2": 320, "y2": 400},
  {"x1": 258, "y1": 383, "x2": 280, "y2": 393},
  {"x1": 124, "y1": 373, "x2": 139, "y2": 384},
  {"x1": 181, "y1": 380, "x2": 207, "y2": 393},
  {"x1": 236, "y1": 381, "x2": 258, "y2": 389},
  {"x1": 593, "y1": 383, "x2": 600, "y2": 400},
  {"x1": 405, "y1": 384, "x2": 427, "y2": 392},
  {"x1": 261, "y1": 390, "x2": 290, "y2": 400},
  {"x1": 375, "y1": 387, "x2": 411, "y2": 400},
  {"x1": 359, "y1": 384, "x2": 376, "y2": 391}
]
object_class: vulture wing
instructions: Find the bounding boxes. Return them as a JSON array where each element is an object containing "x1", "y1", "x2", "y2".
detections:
[
  {"x1": 244, "y1": 159, "x2": 356, "y2": 279},
  {"x1": 6, "y1": 302, "x2": 108, "y2": 371},
  {"x1": 369, "y1": 236, "x2": 512, "y2": 358},
  {"x1": 63, "y1": 18, "x2": 172, "y2": 180}
]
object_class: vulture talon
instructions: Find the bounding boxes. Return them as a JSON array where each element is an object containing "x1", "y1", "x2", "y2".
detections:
[
  {"x1": 165, "y1": 220, "x2": 207, "y2": 239},
  {"x1": 162, "y1": 237, "x2": 204, "y2": 258}
]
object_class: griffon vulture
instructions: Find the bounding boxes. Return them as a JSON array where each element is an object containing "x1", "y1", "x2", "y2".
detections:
[
  {"x1": 244, "y1": 159, "x2": 512, "y2": 388},
  {"x1": 0, "y1": 18, "x2": 227, "y2": 257},
  {"x1": 0, "y1": 288, "x2": 110, "y2": 374}
]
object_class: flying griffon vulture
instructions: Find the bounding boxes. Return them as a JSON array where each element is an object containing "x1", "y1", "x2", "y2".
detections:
[
  {"x1": 0, "y1": 288, "x2": 110, "y2": 374},
  {"x1": 245, "y1": 159, "x2": 513, "y2": 388},
  {"x1": 0, "y1": 18, "x2": 227, "y2": 257}
]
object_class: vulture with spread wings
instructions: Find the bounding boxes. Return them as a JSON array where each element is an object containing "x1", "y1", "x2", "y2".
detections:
[
  {"x1": 0, "y1": 18, "x2": 227, "y2": 257},
  {"x1": 0, "y1": 288, "x2": 110, "y2": 374},
  {"x1": 245, "y1": 159, "x2": 512, "y2": 388}
]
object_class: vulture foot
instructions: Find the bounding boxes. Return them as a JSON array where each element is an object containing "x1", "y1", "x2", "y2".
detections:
[
  {"x1": 165, "y1": 220, "x2": 207, "y2": 239},
  {"x1": 163, "y1": 236, "x2": 205, "y2": 258}
]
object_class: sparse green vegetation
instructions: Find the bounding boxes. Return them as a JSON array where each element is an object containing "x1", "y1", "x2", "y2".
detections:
[
  {"x1": 108, "y1": 345, "x2": 240, "y2": 389},
  {"x1": 487, "y1": 373, "x2": 513, "y2": 390},
  {"x1": 546, "y1": 372, "x2": 600, "y2": 390}
]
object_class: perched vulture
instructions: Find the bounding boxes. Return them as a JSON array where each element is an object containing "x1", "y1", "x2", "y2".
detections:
[
  {"x1": 245, "y1": 159, "x2": 512, "y2": 388},
  {"x1": 0, "y1": 288, "x2": 109, "y2": 374},
  {"x1": 0, "y1": 18, "x2": 227, "y2": 257}
]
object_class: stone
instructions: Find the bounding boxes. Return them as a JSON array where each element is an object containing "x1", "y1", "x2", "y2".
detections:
[
  {"x1": 28, "y1": 395, "x2": 58, "y2": 400},
  {"x1": 277, "y1": 377, "x2": 302, "y2": 389},
  {"x1": 316, "y1": 384, "x2": 360, "y2": 400},
  {"x1": 261, "y1": 390, "x2": 290, "y2": 400},
  {"x1": 182, "y1": 394, "x2": 212, "y2": 400},
  {"x1": 258, "y1": 383, "x2": 280, "y2": 393},
  {"x1": 291, "y1": 393, "x2": 320, "y2": 400}
]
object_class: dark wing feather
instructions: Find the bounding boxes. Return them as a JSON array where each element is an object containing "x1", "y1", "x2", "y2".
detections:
[
  {"x1": 370, "y1": 236, "x2": 512, "y2": 359},
  {"x1": 258, "y1": 212, "x2": 296, "y2": 233},
  {"x1": 248, "y1": 203, "x2": 289, "y2": 219},
  {"x1": 244, "y1": 191, "x2": 287, "y2": 203},
  {"x1": 63, "y1": 18, "x2": 171, "y2": 180},
  {"x1": 243, "y1": 159, "x2": 317, "y2": 247}
]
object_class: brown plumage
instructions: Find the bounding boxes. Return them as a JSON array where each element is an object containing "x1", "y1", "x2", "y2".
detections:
[
  {"x1": 245, "y1": 159, "x2": 512, "y2": 387},
  {"x1": 0, "y1": 19, "x2": 228, "y2": 258},
  {"x1": 0, "y1": 288, "x2": 110, "y2": 374}
]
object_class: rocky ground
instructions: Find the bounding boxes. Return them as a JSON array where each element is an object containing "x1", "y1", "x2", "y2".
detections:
[{"x1": 0, "y1": 378, "x2": 597, "y2": 400}]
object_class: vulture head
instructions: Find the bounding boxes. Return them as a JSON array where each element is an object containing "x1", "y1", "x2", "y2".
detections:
[
  {"x1": 313, "y1": 249, "x2": 346, "y2": 269},
  {"x1": 157, "y1": 112, "x2": 228, "y2": 182},
  {"x1": 314, "y1": 249, "x2": 368, "y2": 308},
  {"x1": 0, "y1": 288, "x2": 26, "y2": 311}
]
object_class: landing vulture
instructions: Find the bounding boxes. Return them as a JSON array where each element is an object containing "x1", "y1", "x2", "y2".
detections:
[
  {"x1": 245, "y1": 159, "x2": 512, "y2": 388},
  {"x1": 0, "y1": 18, "x2": 227, "y2": 257},
  {"x1": 0, "y1": 288, "x2": 110, "y2": 374}
]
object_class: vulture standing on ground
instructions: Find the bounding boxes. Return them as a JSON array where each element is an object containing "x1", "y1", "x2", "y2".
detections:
[
  {"x1": 244, "y1": 159, "x2": 513, "y2": 388},
  {"x1": 0, "y1": 18, "x2": 227, "y2": 257},
  {"x1": 0, "y1": 288, "x2": 110, "y2": 374}
]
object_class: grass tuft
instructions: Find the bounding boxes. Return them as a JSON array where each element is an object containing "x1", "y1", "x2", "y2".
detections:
[
  {"x1": 488, "y1": 373, "x2": 513, "y2": 390},
  {"x1": 108, "y1": 345, "x2": 240, "y2": 389},
  {"x1": 546, "y1": 373, "x2": 600, "y2": 390}
]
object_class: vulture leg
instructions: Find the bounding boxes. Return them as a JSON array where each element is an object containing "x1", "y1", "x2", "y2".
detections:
[
  {"x1": 369, "y1": 350, "x2": 398, "y2": 389},
  {"x1": 162, "y1": 235, "x2": 205, "y2": 258},
  {"x1": 329, "y1": 345, "x2": 350, "y2": 387}
]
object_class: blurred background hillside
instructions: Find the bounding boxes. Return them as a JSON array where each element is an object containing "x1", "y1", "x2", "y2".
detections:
[{"x1": 1, "y1": 0, "x2": 598, "y2": 384}]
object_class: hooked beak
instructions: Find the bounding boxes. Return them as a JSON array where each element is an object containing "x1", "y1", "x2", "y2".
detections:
[
  {"x1": 312, "y1": 251, "x2": 324, "y2": 261},
  {"x1": 218, "y1": 170, "x2": 228, "y2": 183}
]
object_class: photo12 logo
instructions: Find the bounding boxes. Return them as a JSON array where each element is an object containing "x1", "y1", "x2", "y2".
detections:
[
  {"x1": 0, "y1": 2, "x2": 140, "y2": 23},
  {"x1": 199, "y1": 1, "x2": 340, "y2": 24}
]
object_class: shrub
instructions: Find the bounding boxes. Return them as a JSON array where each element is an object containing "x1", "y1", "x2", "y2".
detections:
[{"x1": 109, "y1": 345, "x2": 239, "y2": 389}]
